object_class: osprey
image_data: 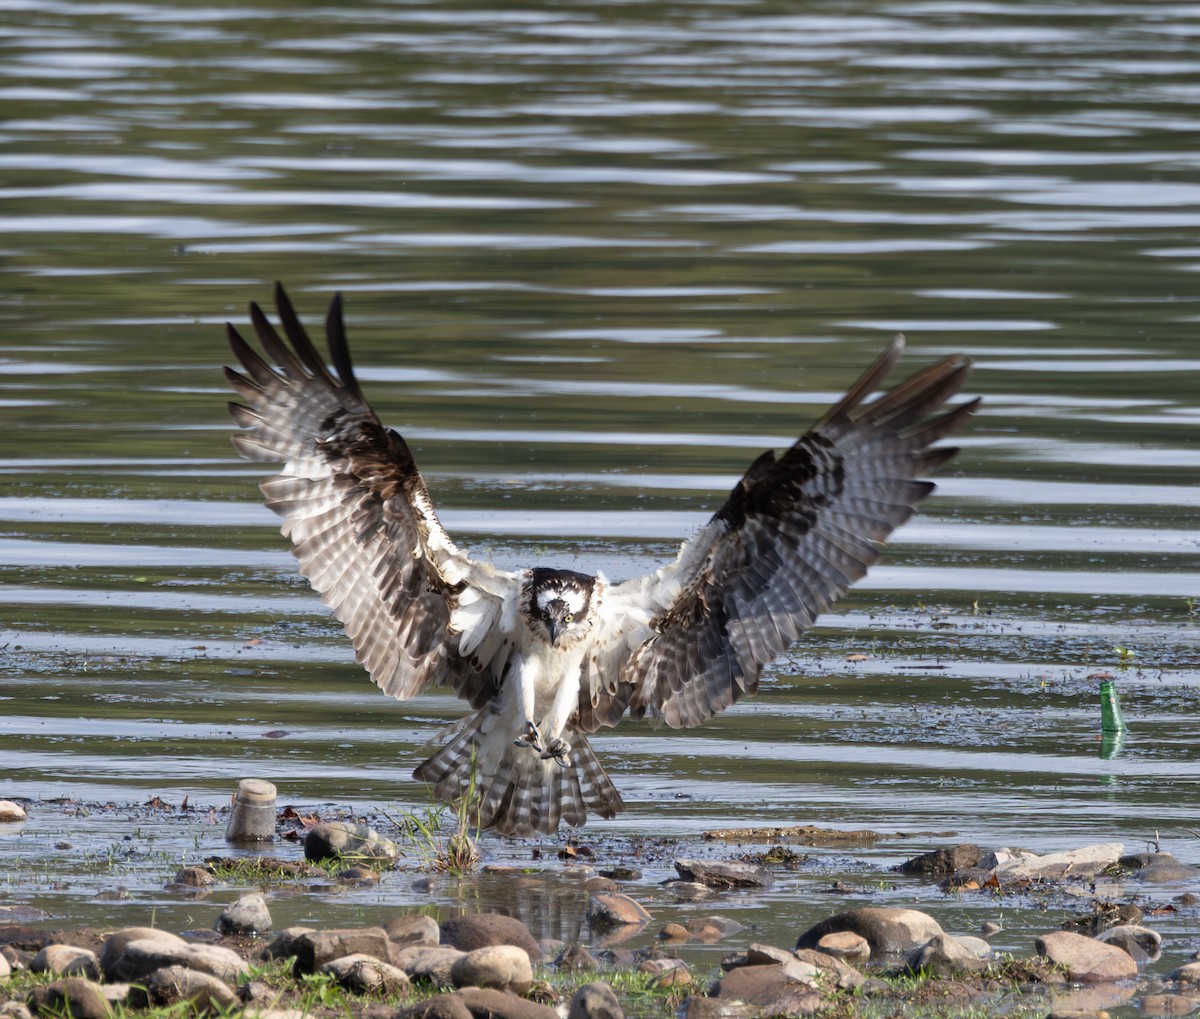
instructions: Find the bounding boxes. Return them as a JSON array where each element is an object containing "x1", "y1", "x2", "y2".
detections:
[{"x1": 225, "y1": 285, "x2": 977, "y2": 837}]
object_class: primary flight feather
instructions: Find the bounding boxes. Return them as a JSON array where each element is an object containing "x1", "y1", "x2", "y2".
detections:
[{"x1": 225, "y1": 284, "x2": 978, "y2": 836}]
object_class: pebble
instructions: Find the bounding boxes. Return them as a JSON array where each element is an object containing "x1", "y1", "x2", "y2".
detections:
[
  {"x1": 0, "y1": 802, "x2": 27, "y2": 823},
  {"x1": 450, "y1": 944, "x2": 534, "y2": 994},
  {"x1": 214, "y1": 893, "x2": 272, "y2": 935}
]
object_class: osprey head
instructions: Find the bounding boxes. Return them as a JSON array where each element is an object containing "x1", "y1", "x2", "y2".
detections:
[{"x1": 527, "y1": 568, "x2": 595, "y2": 646}]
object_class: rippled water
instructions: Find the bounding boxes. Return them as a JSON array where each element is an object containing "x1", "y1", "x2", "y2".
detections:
[{"x1": 1, "y1": 0, "x2": 1199, "y2": 991}]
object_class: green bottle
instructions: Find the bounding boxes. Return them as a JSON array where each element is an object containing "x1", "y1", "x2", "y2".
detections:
[{"x1": 1099, "y1": 679, "x2": 1128, "y2": 733}]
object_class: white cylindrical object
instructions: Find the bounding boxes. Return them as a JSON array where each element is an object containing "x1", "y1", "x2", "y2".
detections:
[{"x1": 224, "y1": 778, "x2": 277, "y2": 843}]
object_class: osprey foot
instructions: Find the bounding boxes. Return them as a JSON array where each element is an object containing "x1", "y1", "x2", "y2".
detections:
[
  {"x1": 539, "y1": 737, "x2": 572, "y2": 769},
  {"x1": 513, "y1": 721, "x2": 543, "y2": 753}
]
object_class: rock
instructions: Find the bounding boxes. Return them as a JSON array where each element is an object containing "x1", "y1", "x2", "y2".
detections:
[
  {"x1": 981, "y1": 921, "x2": 1003, "y2": 936},
  {"x1": 0, "y1": 907, "x2": 48, "y2": 924},
  {"x1": 98, "y1": 928, "x2": 187, "y2": 980},
  {"x1": 906, "y1": 934, "x2": 988, "y2": 975},
  {"x1": 319, "y1": 953, "x2": 411, "y2": 994},
  {"x1": 816, "y1": 931, "x2": 870, "y2": 962},
  {"x1": 1097, "y1": 924, "x2": 1162, "y2": 960},
  {"x1": 660, "y1": 923, "x2": 690, "y2": 942},
  {"x1": 599, "y1": 866, "x2": 641, "y2": 881},
  {"x1": 713, "y1": 962, "x2": 819, "y2": 1006},
  {"x1": 27, "y1": 978, "x2": 110, "y2": 1019},
  {"x1": 337, "y1": 865, "x2": 380, "y2": 884},
  {"x1": 290, "y1": 927, "x2": 392, "y2": 974},
  {"x1": 1118, "y1": 853, "x2": 1200, "y2": 882},
  {"x1": 0, "y1": 1003, "x2": 31, "y2": 1019},
  {"x1": 583, "y1": 877, "x2": 619, "y2": 893},
  {"x1": 663, "y1": 881, "x2": 714, "y2": 900},
  {"x1": 393, "y1": 945, "x2": 468, "y2": 985},
  {"x1": 451, "y1": 944, "x2": 533, "y2": 994},
  {"x1": 145, "y1": 965, "x2": 238, "y2": 1013},
  {"x1": 303, "y1": 821, "x2": 398, "y2": 863},
  {"x1": 674, "y1": 859, "x2": 773, "y2": 890},
  {"x1": 796, "y1": 907, "x2": 945, "y2": 955},
  {"x1": 898, "y1": 844, "x2": 982, "y2": 878},
  {"x1": 1036, "y1": 930, "x2": 1138, "y2": 983},
  {"x1": 987, "y1": 843, "x2": 1123, "y2": 883},
  {"x1": 792, "y1": 949, "x2": 866, "y2": 990},
  {"x1": 214, "y1": 893, "x2": 272, "y2": 935},
  {"x1": 398, "y1": 993, "x2": 475, "y2": 1019},
  {"x1": 687, "y1": 916, "x2": 744, "y2": 942},
  {"x1": 260, "y1": 927, "x2": 315, "y2": 961},
  {"x1": 173, "y1": 866, "x2": 215, "y2": 888},
  {"x1": 0, "y1": 953, "x2": 9, "y2": 981},
  {"x1": 30, "y1": 945, "x2": 99, "y2": 979},
  {"x1": 1169, "y1": 961, "x2": 1200, "y2": 986},
  {"x1": 683, "y1": 999, "x2": 756, "y2": 1019},
  {"x1": 568, "y1": 981, "x2": 624, "y2": 1019},
  {"x1": 952, "y1": 935, "x2": 992, "y2": 959},
  {"x1": 1062, "y1": 902, "x2": 1144, "y2": 936},
  {"x1": 456, "y1": 987, "x2": 560, "y2": 1019},
  {"x1": 556, "y1": 943, "x2": 600, "y2": 972},
  {"x1": 587, "y1": 893, "x2": 651, "y2": 929},
  {"x1": 0, "y1": 802, "x2": 27, "y2": 822},
  {"x1": 640, "y1": 958, "x2": 692, "y2": 987},
  {"x1": 440, "y1": 914, "x2": 541, "y2": 960},
  {"x1": 1141, "y1": 995, "x2": 1198, "y2": 1016},
  {"x1": 385, "y1": 914, "x2": 440, "y2": 947},
  {"x1": 112, "y1": 940, "x2": 248, "y2": 985}
]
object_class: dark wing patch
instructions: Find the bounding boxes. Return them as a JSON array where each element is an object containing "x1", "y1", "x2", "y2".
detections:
[
  {"x1": 579, "y1": 336, "x2": 977, "y2": 731},
  {"x1": 225, "y1": 283, "x2": 516, "y2": 706}
]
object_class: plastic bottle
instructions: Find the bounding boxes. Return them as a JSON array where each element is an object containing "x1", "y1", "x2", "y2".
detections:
[{"x1": 224, "y1": 778, "x2": 277, "y2": 843}]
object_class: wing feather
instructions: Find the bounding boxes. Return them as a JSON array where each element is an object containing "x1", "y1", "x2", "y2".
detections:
[
  {"x1": 577, "y1": 336, "x2": 978, "y2": 731},
  {"x1": 225, "y1": 284, "x2": 518, "y2": 706}
]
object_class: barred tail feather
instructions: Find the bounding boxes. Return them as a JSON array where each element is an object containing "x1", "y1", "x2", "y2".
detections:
[{"x1": 412, "y1": 707, "x2": 625, "y2": 836}]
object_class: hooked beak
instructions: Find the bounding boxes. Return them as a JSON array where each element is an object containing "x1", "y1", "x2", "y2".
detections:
[{"x1": 547, "y1": 619, "x2": 560, "y2": 645}]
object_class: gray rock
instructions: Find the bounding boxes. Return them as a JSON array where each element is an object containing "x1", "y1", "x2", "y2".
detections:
[
  {"x1": 214, "y1": 893, "x2": 272, "y2": 935},
  {"x1": 456, "y1": 987, "x2": 560, "y2": 1019},
  {"x1": 952, "y1": 935, "x2": 992, "y2": 959},
  {"x1": 99, "y1": 927, "x2": 186, "y2": 980},
  {"x1": 988, "y1": 843, "x2": 1123, "y2": 883},
  {"x1": 440, "y1": 914, "x2": 541, "y2": 960},
  {"x1": 26, "y1": 978, "x2": 109, "y2": 1019},
  {"x1": 173, "y1": 866, "x2": 215, "y2": 888},
  {"x1": 260, "y1": 926, "x2": 316, "y2": 962},
  {"x1": 319, "y1": 953, "x2": 411, "y2": 995},
  {"x1": 450, "y1": 945, "x2": 533, "y2": 994},
  {"x1": 791, "y1": 948, "x2": 866, "y2": 990},
  {"x1": 586, "y1": 893, "x2": 651, "y2": 930},
  {"x1": 898, "y1": 844, "x2": 982, "y2": 878},
  {"x1": 392, "y1": 945, "x2": 468, "y2": 985},
  {"x1": 796, "y1": 907, "x2": 945, "y2": 955},
  {"x1": 1141, "y1": 994, "x2": 1198, "y2": 1015},
  {"x1": 385, "y1": 914, "x2": 440, "y2": 947},
  {"x1": 1119, "y1": 853, "x2": 1200, "y2": 883},
  {"x1": 114, "y1": 939, "x2": 250, "y2": 985},
  {"x1": 568, "y1": 981, "x2": 623, "y2": 1019},
  {"x1": 290, "y1": 928, "x2": 391, "y2": 974},
  {"x1": 397, "y1": 993, "x2": 474, "y2": 1019},
  {"x1": 1096, "y1": 923, "x2": 1161, "y2": 960},
  {"x1": 662, "y1": 880, "x2": 714, "y2": 900},
  {"x1": 0, "y1": 953, "x2": 10, "y2": 981},
  {"x1": 30, "y1": 945, "x2": 99, "y2": 979},
  {"x1": 674, "y1": 858, "x2": 773, "y2": 890},
  {"x1": 906, "y1": 934, "x2": 988, "y2": 975},
  {"x1": 1169, "y1": 961, "x2": 1200, "y2": 986},
  {"x1": 1035, "y1": 930, "x2": 1138, "y2": 983},
  {"x1": 145, "y1": 964, "x2": 238, "y2": 1012},
  {"x1": 304, "y1": 821, "x2": 398, "y2": 863},
  {"x1": 640, "y1": 958, "x2": 692, "y2": 988},
  {"x1": 556, "y1": 943, "x2": 600, "y2": 972},
  {"x1": 815, "y1": 931, "x2": 870, "y2": 962},
  {"x1": 712, "y1": 962, "x2": 819, "y2": 1005}
]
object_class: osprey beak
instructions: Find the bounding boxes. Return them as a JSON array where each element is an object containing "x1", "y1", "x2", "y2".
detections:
[{"x1": 547, "y1": 619, "x2": 560, "y2": 645}]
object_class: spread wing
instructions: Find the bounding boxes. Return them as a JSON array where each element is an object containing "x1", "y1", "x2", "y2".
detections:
[
  {"x1": 224, "y1": 283, "x2": 519, "y2": 707},
  {"x1": 574, "y1": 336, "x2": 978, "y2": 732}
]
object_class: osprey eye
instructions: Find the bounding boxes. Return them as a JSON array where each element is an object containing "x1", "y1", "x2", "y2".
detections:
[{"x1": 563, "y1": 613, "x2": 574, "y2": 623}]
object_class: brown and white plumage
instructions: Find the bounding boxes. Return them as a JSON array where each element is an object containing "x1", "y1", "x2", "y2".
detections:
[{"x1": 225, "y1": 284, "x2": 979, "y2": 836}]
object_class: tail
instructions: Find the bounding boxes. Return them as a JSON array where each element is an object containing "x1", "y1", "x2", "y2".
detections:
[{"x1": 413, "y1": 707, "x2": 625, "y2": 837}]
